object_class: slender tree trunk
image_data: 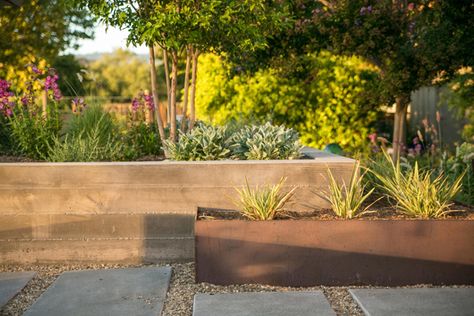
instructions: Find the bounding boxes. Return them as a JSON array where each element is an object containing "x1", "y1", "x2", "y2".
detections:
[
  {"x1": 392, "y1": 96, "x2": 408, "y2": 160},
  {"x1": 170, "y1": 51, "x2": 178, "y2": 142},
  {"x1": 148, "y1": 46, "x2": 166, "y2": 146},
  {"x1": 189, "y1": 48, "x2": 199, "y2": 130},
  {"x1": 181, "y1": 47, "x2": 192, "y2": 132},
  {"x1": 163, "y1": 49, "x2": 171, "y2": 126}
]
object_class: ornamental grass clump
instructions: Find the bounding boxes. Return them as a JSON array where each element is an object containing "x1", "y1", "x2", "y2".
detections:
[
  {"x1": 371, "y1": 151, "x2": 464, "y2": 219},
  {"x1": 235, "y1": 177, "x2": 296, "y2": 220},
  {"x1": 232, "y1": 123, "x2": 302, "y2": 160},
  {"x1": 322, "y1": 162, "x2": 378, "y2": 219}
]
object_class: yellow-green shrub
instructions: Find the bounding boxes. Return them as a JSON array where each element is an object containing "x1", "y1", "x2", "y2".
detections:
[{"x1": 196, "y1": 52, "x2": 382, "y2": 153}]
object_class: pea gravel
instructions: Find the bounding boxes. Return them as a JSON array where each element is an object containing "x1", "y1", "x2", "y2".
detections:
[{"x1": 1, "y1": 262, "x2": 471, "y2": 316}]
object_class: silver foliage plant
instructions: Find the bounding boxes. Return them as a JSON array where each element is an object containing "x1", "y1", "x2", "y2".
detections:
[
  {"x1": 163, "y1": 122, "x2": 303, "y2": 161},
  {"x1": 231, "y1": 122, "x2": 302, "y2": 160},
  {"x1": 163, "y1": 122, "x2": 234, "y2": 161}
]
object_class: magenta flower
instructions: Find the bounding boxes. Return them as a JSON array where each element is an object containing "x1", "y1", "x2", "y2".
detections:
[
  {"x1": 131, "y1": 97, "x2": 141, "y2": 112},
  {"x1": 143, "y1": 93, "x2": 154, "y2": 112},
  {"x1": 44, "y1": 73, "x2": 62, "y2": 101},
  {"x1": 0, "y1": 79, "x2": 15, "y2": 117}
]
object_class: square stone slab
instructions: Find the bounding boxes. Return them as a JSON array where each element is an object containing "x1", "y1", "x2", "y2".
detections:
[
  {"x1": 350, "y1": 288, "x2": 474, "y2": 316},
  {"x1": 0, "y1": 271, "x2": 36, "y2": 308},
  {"x1": 24, "y1": 266, "x2": 171, "y2": 316},
  {"x1": 193, "y1": 291, "x2": 336, "y2": 316}
]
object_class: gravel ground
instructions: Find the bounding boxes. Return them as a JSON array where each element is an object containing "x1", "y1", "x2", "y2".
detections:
[{"x1": 1, "y1": 262, "x2": 472, "y2": 316}]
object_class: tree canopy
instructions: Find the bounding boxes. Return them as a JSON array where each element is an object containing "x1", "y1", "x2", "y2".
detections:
[{"x1": 0, "y1": 0, "x2": 95, "y2": 77}]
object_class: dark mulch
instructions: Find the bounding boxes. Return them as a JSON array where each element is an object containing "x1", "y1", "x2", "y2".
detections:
[
  {"x1": 198, "y1": 199, "x2": 474, "y2": 221},
  {"x1": 0, "y1": 155, "x2": 38, "y2": 163},
  {"x1": 0, "y1": 155, "x2": 166, "y2": 163}
]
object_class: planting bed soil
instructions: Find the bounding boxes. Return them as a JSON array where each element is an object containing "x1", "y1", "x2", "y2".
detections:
[
  {"x1": 195, "y1": 205, "x2": 474, "y2": 287},
  {"x1": 199, "y1": 203, "x2": 474, "y2": 221},
  {"x1": 0, "y1": 155, "x2": 165, "y2": 163}
]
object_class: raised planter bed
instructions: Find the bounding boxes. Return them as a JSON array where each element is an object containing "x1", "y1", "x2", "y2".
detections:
[
  {"x1": 195, "y1": 214, "x2": 474, "y2": 286},
  {"x1": 0, "y1": 147, "x2": 355, "y2": 264}
]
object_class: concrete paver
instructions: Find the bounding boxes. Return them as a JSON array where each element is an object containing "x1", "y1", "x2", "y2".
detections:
[
  {"x1": 193, "y1": 291, "x2": 336, "y2": 316},
  {"x1": 350, "y1": 288, "x2": 474, "y2": 316},
  {"x1": 0, "y1": 271, "x2": 36, "y2": 308},
  {"x1": 24, "y1": 266, "x2": 171, "y2": 316}
]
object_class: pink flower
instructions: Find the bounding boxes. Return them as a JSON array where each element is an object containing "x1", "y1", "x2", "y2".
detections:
[{"x1": 368, "y1": 133, "x2": 377, "y2": 143}]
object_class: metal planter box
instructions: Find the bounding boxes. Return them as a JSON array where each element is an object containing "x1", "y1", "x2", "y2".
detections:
[{"x1": 195, "y1": 219, "x2": 474, "y2": 286}]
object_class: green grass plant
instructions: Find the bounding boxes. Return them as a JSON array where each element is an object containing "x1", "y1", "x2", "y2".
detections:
[
  {"x1": 322, "y1": 162, "x2": 378, "y2": 219},
  {"x1": 235, "y1": 177, "x2": 296, "y2": 220},
  {"x1": 371, "y1": 151, "x2": 464, "y2": 218}
]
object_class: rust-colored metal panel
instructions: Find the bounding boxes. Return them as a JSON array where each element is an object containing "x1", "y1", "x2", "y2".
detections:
[{"x1": 195, "y1": 220, "x2": 474, "y2": 286}]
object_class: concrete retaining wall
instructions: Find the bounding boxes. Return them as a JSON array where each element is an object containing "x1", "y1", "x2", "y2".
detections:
[{"x1": 0, "y1": 148, "x2": 355, "y2": 264}]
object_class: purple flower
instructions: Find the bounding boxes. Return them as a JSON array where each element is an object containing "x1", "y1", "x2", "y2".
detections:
[
  {"x1": 143, "y1": 93, "x2": 154, "y2": 112},
  {"x1": 21, "y1": 96, "x2": 29, "y2": 105},
  {"x1": 0, "y1": 79, "x2": 15, "y2": 117},
  {"x1": 44, "y1": 74, "x2": 62, "y2": 101},
  {"x1": 131, "y1": 97, "x2": 141, "y2": 112},
  {"x1": 31, "y1": 64, "x2": 42, "y2": 75}
]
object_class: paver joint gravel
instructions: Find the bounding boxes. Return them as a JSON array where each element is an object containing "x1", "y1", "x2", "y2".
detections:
[
  {"x1": 350, "y1": 288, "x2": 474, "y2": 316},
  {"x1": 23, "y1": 266, "x2": 171, "y2": 316},
  {"x1": 0, "y1": 271, "x2": 36, "y2": 309},
  {"x1": 193, "y1": 291, "x2": 336, "y2": 316}
]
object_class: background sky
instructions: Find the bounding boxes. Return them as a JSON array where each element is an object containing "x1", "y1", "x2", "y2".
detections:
[{"x1": 65, "y1": 23, "x2": 148, "y2": 55}]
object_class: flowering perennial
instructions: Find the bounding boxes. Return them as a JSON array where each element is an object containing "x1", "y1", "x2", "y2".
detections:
[{"x1": 0, "y1": 79, "x2": 15, "y2": 117}]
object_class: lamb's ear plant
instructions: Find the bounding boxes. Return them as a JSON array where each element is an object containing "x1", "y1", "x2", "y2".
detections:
[
  {"x1": 163, "y1": 122, "x2": 233, "y2": 161},
  {"x1": 235, "y1": 177, "x2": 297, "y2": 220},
  {"x1": 322, "y1": 162, "x2": 378, "y2": 219},
  {"x1": 231, "y1": 123, "x2": 302, "y2": 160},
  {"x1": 371, "y1": 150, "x2": 464, "y2": 219}
]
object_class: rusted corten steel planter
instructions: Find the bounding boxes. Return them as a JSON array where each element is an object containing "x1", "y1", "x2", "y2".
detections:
[{"x1": 195, "y1": 218, "x2": 474, "y2": 286}]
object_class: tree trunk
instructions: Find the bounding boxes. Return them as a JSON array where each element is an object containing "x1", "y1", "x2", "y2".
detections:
[
  {"x1": 148, "y1": 46, "x2": 166, "y2": 145},
  {"x1": 163, "y1": 49, "x2": 171, "y2": 126},
  {"x1": 189, "y1": 48, "x2": 199, "y2": 130},
  {"x1": 392, "y1": 96, "x2": 408, "y2": 160},
  {"x1": 181, "y1": 47, "x2": 192, "y2": 132},
  {"x1": 170, "y1": 51, "x2": 178, "y2": 142}
]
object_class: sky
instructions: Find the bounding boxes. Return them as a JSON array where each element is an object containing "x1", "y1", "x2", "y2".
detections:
[{"x1": 65, "y1": 23, "x2": 148, "y2": 55}]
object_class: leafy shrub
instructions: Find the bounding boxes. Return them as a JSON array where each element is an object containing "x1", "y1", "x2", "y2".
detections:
[
  {"x1": 371, "y1": 151, "x2": 464, "y2": 218},
  {"x1": 441, "y1": 142, "x2": 474, "y2": 205},
  {"x1": 163, "y1": 122, "x2": 233, "y2": 161},
  {"x1": 0, "y1": 115, "x2": 14, "y2": 155},
  {"x1": 47, "y1": 123, "x2": 123, "y2": 162},
  {"x1": 124, "y1": 121, "x2": 162, "y2": 159},
  {"x1": 9, "y1": 104, "x2": 61, "y2": 159},
  {"x1": 196, "y1": 52, "x2": 382, "y2": 153},
  {"x1": 231, "y1": 123, "x2": 302, "y2": 160},
  {"x1": 322, "y1": 162, "x2": 378, "y2": 219},
  {"x1": 235, "y1": 177, "x2": 296, "y2": 220}
]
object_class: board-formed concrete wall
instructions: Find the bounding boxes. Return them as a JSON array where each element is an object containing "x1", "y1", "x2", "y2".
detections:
[{"x1": 0, "y1": 148, "x2": 355, "y2": 264}]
